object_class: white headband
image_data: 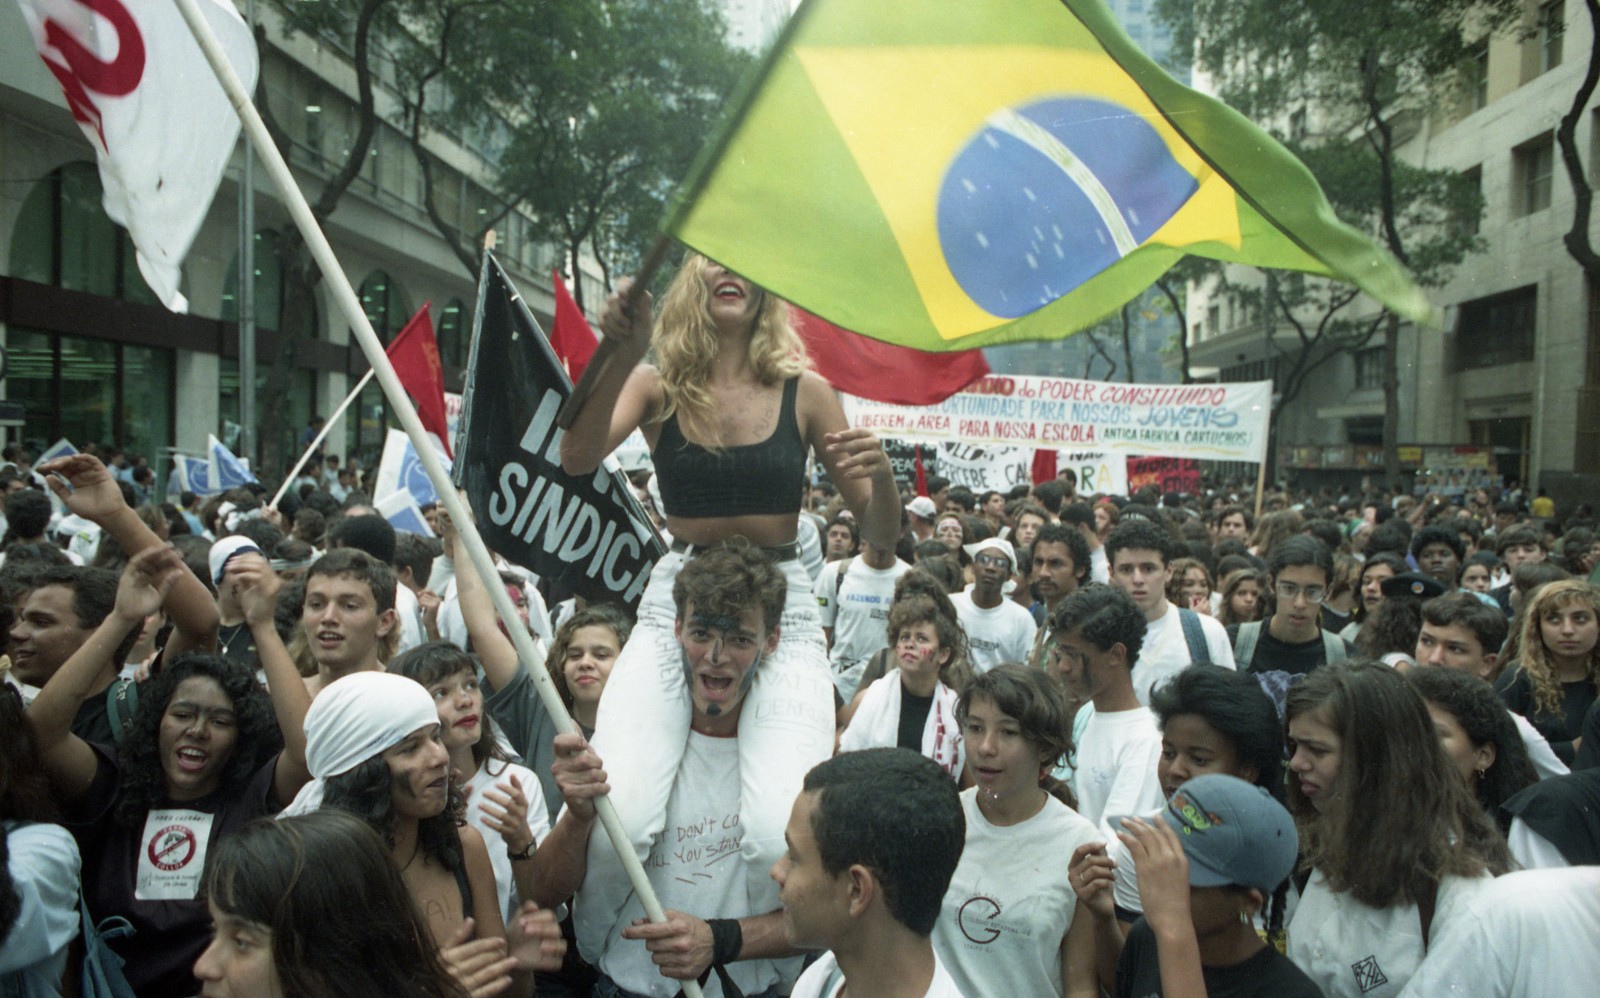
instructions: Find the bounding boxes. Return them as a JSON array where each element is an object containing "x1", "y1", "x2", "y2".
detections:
[{"x1": 279, "y1": 671, "x2": 439, "y2": 818}]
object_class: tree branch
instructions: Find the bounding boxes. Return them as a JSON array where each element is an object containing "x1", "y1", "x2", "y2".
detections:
[{"x1": 1559, "y1": 0, "x2": 1600, "y2": 279}]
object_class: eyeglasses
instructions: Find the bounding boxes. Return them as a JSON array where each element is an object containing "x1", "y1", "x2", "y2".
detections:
[
  {"x1": 974, "y1": 553, "x2": 1011, "y2": 569},
  {"x1": 1275, "y1": 580, "x2": 1326, "y2": 603}
]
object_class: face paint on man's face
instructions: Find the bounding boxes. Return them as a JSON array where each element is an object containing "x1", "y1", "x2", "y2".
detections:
[{"x1": 679, "y1": 611, "x2": 764, "y2": 716}]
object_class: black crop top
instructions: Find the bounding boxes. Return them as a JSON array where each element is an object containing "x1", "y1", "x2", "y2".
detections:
[{"x1": 654, "y1": 377, "x2": 807, "y2": 518}]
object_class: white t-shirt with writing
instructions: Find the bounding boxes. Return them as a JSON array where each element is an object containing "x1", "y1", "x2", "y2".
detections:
[
  {"x1": 813, "y1": 557, "x2": 911, "y2": 700},
  {"x1": 599, "y1": 733, "x2": 777, "y2": 998},
  {"x1": 933, "y1": 790, "x2": 1101, "y2": 998},
  {"x1": 950, "y1": 591, "x2": 1037, "y2": 674},
  {"x1": 1131, "y1": 601, "x2": 1236, "y2": 705}
]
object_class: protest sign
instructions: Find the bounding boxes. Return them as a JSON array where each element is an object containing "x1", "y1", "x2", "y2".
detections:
[
  {"x1": 454, "y1": 253, "x2": 665, "y2": 609},
  {"x1": 1059, "y1": 450, "x2": 1128, "y2": 496},
  {"x1": 1127, "y1": 456, "x2": 1202, "y2": 495},
  {"x1": 843, "y1": 375, "x2": 1271, "y2": 463}
]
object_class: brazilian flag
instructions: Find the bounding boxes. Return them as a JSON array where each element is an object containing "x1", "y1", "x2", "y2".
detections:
[{"x1": 663, "y1": 0, "x2": 1436, "y2": 350}]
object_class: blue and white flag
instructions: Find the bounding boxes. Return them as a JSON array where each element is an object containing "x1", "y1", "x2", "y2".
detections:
[
  {"x1": 37, "y1": 437, "x2": 78, "y2": 464},
  {"x1": 207, "y1": 433, "x2": 257, "y2": 490},
  {"x1": 374, "y1": 428, "x2": 451, "y2": 508},
  {"x1": 375, "y1": 489, "x2": 435, "y2": 537},
  {"x1": 174, "y1": 454, "x2": 218, "y2": 496}
]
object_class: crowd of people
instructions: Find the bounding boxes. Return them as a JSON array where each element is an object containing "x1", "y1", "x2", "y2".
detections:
[{"x1": 4, "y1": 255, "x2": 1600, "y2": 997}]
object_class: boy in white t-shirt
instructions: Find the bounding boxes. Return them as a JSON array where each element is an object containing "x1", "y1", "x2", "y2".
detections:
[
  {"x1": 775, "y1": 749, "x2": 968, "y2": 998},
  {"x1": 1049, "y1": 585, "x2": 1165, "y2": 829},
  {"x1": 950, "y1": 538, "x2": 1036, "y2": 673},
  {"x1": 813, "y1": 542, "x2": 911, "y2": 700}
]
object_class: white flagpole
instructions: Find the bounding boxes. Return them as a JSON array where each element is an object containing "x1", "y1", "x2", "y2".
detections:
[
  {"x1": 268, "y1": 367, "x2": 375, "y2": 508},
  {"x1": 171, "y1": 5, "x2": 699, "y2": 988}
]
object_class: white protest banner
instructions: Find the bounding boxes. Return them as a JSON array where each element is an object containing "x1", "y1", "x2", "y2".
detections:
[
  {"x1": 930, "y1": 443, "x2": 1030, "y2": 493},
  {"x1": 1059, "y1": 450, "x2": 1128, "y2": 496},
  {"x1": 843, "y1": 375, "x2": 1272, "y2": 463}
]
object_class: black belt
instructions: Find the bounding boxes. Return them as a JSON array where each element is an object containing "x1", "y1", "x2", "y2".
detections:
[{"x1": 670, "y1": 538, "x2": 800, "y2": 562}]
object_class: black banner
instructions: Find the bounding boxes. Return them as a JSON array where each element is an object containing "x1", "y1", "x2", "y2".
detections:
[{"x1": 453, "y1": 253, "x2": 665, "y2": 609}]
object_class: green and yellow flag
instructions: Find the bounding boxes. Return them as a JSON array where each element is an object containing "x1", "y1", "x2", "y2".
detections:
[{"x1": 663, "y1": 0, "x2": 1436, "y2": 350}]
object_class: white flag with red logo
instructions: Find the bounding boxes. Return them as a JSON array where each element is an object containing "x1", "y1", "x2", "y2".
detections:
[{"x1": 16, "y1": 0, "x2": 258, "y2": 312}]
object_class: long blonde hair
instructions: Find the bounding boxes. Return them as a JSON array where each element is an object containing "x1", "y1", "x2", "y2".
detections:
[
  {"x1": 651, "y1": 252, "x2": 807, "y2": 446},
  {"x1": 1515, "y1": 579, "x2": 1600, "y2": 716}
]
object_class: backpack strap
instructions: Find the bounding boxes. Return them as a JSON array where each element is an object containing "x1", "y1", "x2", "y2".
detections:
[
  {"x1": 105, "y1": 679, "x2": 139, "y2": 745},
  {"x1": 1178, "y1": 608, "x2": 1211, "y2": 666},
  {"x1": 1234, "y1": 621, "x2": 1262, "y2": 671}
]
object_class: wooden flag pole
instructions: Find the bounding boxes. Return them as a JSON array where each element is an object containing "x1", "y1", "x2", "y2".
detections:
[
  {"x1": 555, "y1": 234, "x2": 675, "y2": 429},
  {"x1": 172, "y1": 5, "x2": 701, "y2": 992}
]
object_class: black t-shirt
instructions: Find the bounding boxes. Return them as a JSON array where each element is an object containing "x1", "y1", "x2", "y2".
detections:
[
  {"x1": 215, "y1": 621, "x2": 261, "y2": 670},
  {"x1": 1115, "y1": 917, "x2": 1321, "y2": 998},
  {"x1": 898, "y1": 688, "x2": 934, "y2": 751},
  {"x1": 1227, "y1": 623, "x2": 1353, "y2": 678},
  {"x1": 1496, "y1": 666, "x2": 1598, "y2": 766},
  {"x1": 73, "y1": 689, "x2": 118, "y2": 746},
  {"x1": 69, "y1": 744, "x2": 280, "y2": 998}
]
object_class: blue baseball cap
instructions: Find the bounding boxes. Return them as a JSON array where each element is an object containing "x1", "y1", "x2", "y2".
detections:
[{"x1": 1158, "y1": 774, "x2": 1298, "y2": 893}]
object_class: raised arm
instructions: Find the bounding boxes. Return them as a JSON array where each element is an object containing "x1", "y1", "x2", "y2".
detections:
[
  {"x1": 560, "y1": 280, "x2": 660, "y2": 476},
  {"x1": 530, "y1": 732, "x2": 605, "y2": 909},
  {"x1": 437, "y1": 509, "x2": 524, "y2": 693},
  {"x1": 228, "y1": 554, "x2": 312, "y2": 806},
  {"x1": 800, "y1": 374, "x2": 900, "y2": 550},
  {"x1": 40, "y1": 454, "x2": 219, "y2": 654},
  {"x1": 29, "y1": 548, "x2": 183, "y2": 802}
]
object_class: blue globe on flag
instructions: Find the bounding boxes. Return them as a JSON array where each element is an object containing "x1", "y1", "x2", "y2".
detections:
[{"x1": 937, "y1": 96, "x2": 1199, "y2": 317}]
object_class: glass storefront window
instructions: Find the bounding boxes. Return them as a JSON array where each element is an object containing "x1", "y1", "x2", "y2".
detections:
[
  {"x1": 6, "y1": 330, "x2": 56, "y2": 447},
  {"x1": 58, "y1": 335, "x2": 118, "y2": 449},
  {"x1": 121, "y1": 345, "x2": 175, "y2": 464}
]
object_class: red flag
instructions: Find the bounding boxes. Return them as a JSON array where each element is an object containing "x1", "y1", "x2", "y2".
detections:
[
  {"x1": 551, "y1": 269, "x2": 598, "y2": 382},
  {"x1": 790, "y1": 308, "x2": 990, "y2": 405},
  {"x1": 1031, "y1": 449, "x2": 1057, "y2": 485},
  {"x1": 386, "y1": 303, "x2": 452, "y2": 457},
  {"x1": 914, "y1": 446, "x2": 929, "y2": 498}
]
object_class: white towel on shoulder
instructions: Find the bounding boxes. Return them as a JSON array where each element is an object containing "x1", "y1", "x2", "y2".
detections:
[{"x1": 838, "y1": 671, "x2": 965, "y2": 778}]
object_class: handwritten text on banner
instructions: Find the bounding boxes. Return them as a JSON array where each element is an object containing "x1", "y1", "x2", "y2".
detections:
[{"x1": 842, "y1": 376, "x2": 1271, "y2": 463}]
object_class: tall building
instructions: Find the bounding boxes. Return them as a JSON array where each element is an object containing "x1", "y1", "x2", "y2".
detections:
[
  {"x1": 1182, "y1": 0, "x2": 1598, "y2": 500},
  {"x1": 0, "y1": 2, "x2": 582, "y2": 475}
]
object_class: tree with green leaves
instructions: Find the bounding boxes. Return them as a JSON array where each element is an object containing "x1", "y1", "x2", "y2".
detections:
[
  {"x1": 1158, "y1": 0, "x2": 1520, "y2": 485},
  {"x1": 248, "y1": 0, "x2": 747, "y2": 473}
]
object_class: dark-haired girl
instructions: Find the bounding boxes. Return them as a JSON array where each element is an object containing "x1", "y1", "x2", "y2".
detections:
[
  {"x1": 28, "y1": 548, "x2": 311, "y2": 998},
  {"x1": 1284, "y1": 663, "x2": 1510, "y2": 997},
  {"x1": 302, "y1": 672, "x2": 563, "y2": 998},
  {"x1": 1405, "y1": 666, "x2": 1536, "y2": 835},
  {"x1": 194, "y1": 811, "x2": 471, "y2": 998},
  {"x1": 389, "y1": 641, "x2": 550, "y2": 925},
  {"x1": 933, "y1": 665, "x2": 1098, "y2": 997},
  {"x1": 1071, "y1": 665, "x2": 1293, "y2": 991}
]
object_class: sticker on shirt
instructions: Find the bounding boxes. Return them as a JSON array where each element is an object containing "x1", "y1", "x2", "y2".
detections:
[
  {"x1": 136, "y1": 809, "x2": 215, "y2": 900},
  {"x1": 1351, "y1": 955, "x2": 1389, "y2": 993}
]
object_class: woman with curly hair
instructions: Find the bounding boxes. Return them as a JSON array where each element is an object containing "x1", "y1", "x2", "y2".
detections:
[
  {"x1": 837, "y1": 592, "x2": 972, "y2": 778},
  {"x1": 300, "y1": 671, "x2": 562, "y2": 998},
  {"x1": 1495, "y1": 578, "x2": 1600, "y2": 766},
  {"x1": 194, "y1": 811, "x2": 471, "y2": 998},
  {"x1": 1284, "y1": 663, "x2": 1510, "y2": 998},
  {"x1": 1404, "y1": 666, "x2": 1536, "y2": 835},
  {"x1": 27, "y1": 548, "x2": 311, "y2": 998},
  {"x1": 1165, "y1": 556, "x2": 1213, "y2": 615}
]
